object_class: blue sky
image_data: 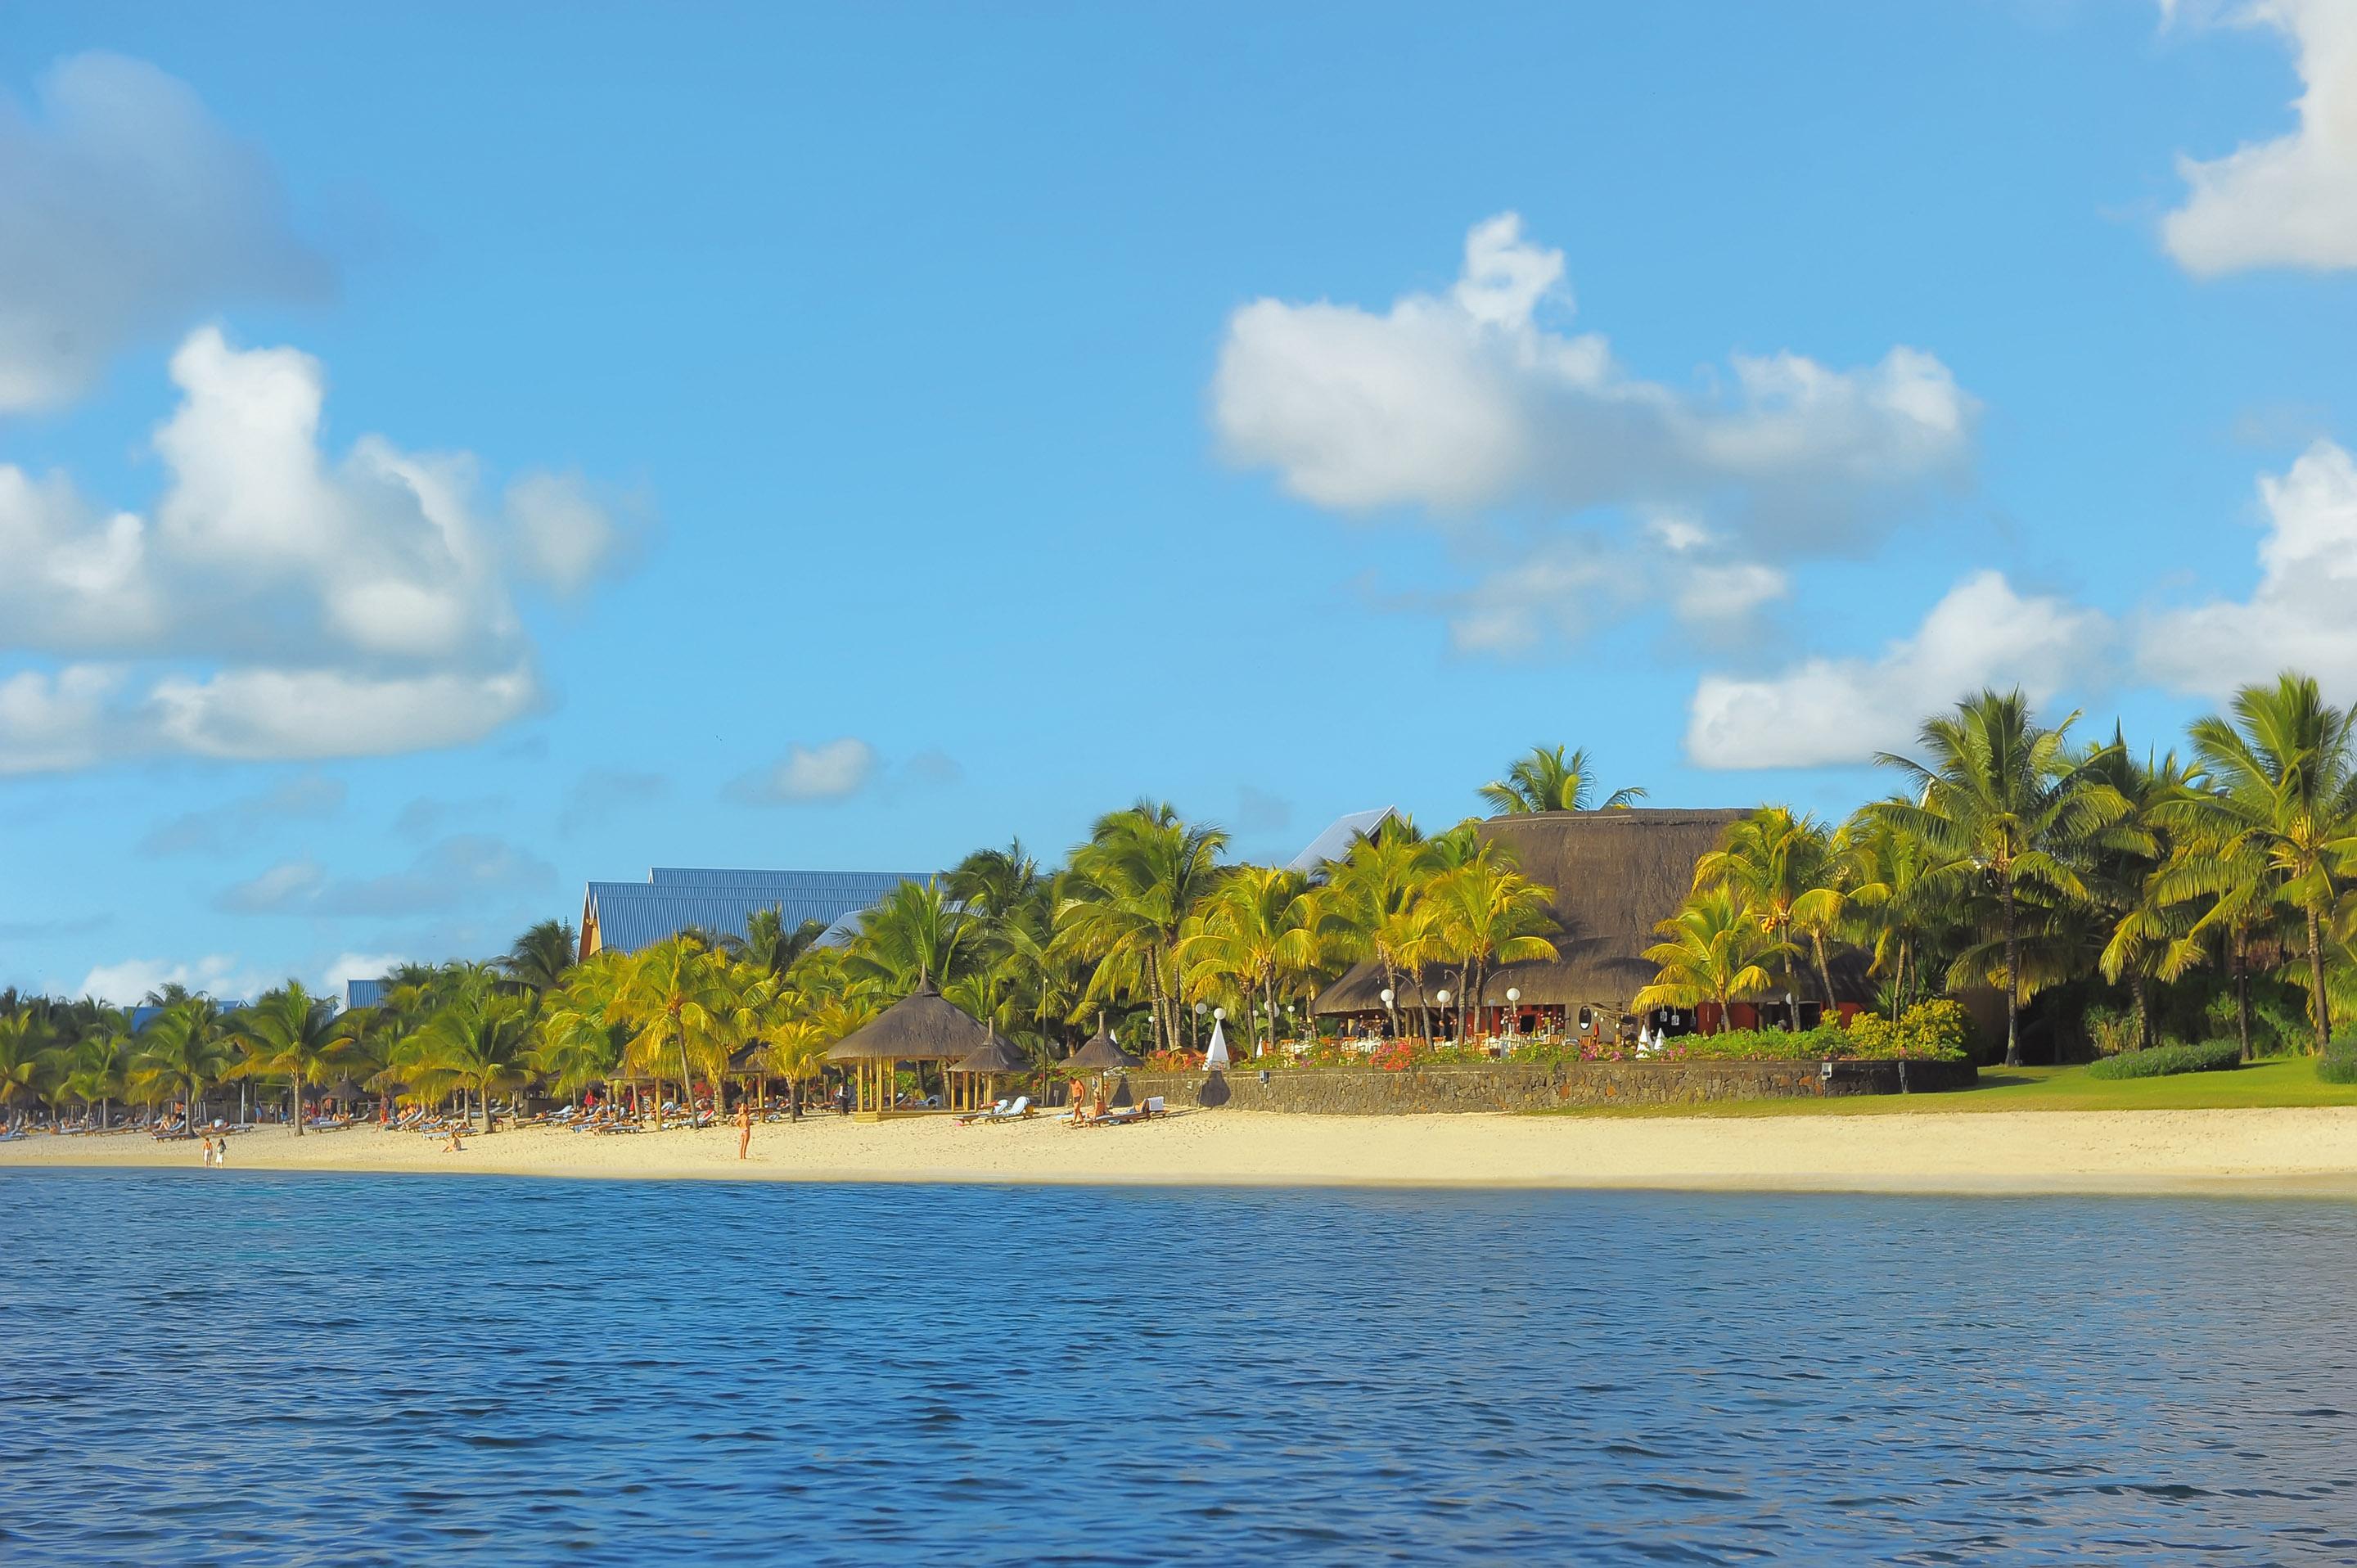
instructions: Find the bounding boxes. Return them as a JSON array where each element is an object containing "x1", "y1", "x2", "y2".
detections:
[{"x1": 4, "y1": 1, "x2": 2355, "y2": 1003}]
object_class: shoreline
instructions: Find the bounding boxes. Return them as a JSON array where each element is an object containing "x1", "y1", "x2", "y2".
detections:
[{"x1": 8, "y1": 1106, "x2": 2357, "y2": 1199}]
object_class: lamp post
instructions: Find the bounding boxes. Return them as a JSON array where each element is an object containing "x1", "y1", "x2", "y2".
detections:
[
  {"x1": 1379, "y1": 986, "x2": 1395, "y2": 1043},
  {"x1": 1435, "y1": 988, "x2": 1451, "y2": 1042},
  {"x1": 1785, "y1": 989, "x2": 1797, "y2": 1034},
  {"x1": 1506, "y1": 986, "x2": 1521, "y2": 1039}
]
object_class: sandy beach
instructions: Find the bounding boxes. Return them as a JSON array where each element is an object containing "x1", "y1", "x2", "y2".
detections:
[{"x1": 8, "y1": 1106, "x2": 2357, "y2": 1196}]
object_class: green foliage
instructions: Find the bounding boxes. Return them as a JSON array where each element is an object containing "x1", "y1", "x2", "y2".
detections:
[
  {"x1": 2083, "y1": 1039, "x2": 2243, "y2": 1079},
  {"x1": 1670, "y1": 1025, "x2": 1853, "y2": 1061},
  {"x1": 1842, "y1": 999, "x2": 1975, "y2": 1061},
  {"x1": 2320, "y1": 1039, "x2": 2357, "y2": 1085},
  {"x1": 2081, "y1": 1003, "x2": 2138, "y2": 1057}
]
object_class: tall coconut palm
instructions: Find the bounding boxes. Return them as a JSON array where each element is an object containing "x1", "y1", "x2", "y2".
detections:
[
  {"x1": 1632, "y1": 889, "x2": 1788, "y2": 1034},
  {"x1": 734, "y1": 908, "x2": 831, "y2": 978},
  {"x1": 1874, "y1": 689, "x2": 2121, "y2": 1066},
  {"x1": 845, "y1": 877, "x2": 976, "y2": 995},
  {"x1": 1479, "y1": 745, "x2": 1645, "y2": 816},
  {"x1": 1427, "y1": 849, "x2": 1561, "y2": 1034},
  {"x1": 502, "y1": 919, "x2": 579, "y2": 995},
  {"x1": 2159, "y1": 672, "x2": 2357, "y2": 1052},
  {"x1": 56, "y1": 1006, "x2": 133, "y2": 1129},
  {"x1": 1837, "y1": 809, "x2": 1959, "y2": 1019},
  {"x1": 0, "y1": 1008, "x2": 48, "y2": 1126},
  {"x1": 229, "y1": 984, "x2": 355, "y2": 1136},
  {"x1": 1177, "y1": 867, "x2": 1321, "y2": 1053},
  {"x1": 2083, "y1": 738, "x2": 2202, "y2": 1052},
  {"x1": 131, "y1": 998, "x2": 237, "y2": 1133},
  {"x1": 1056, "y1": 802, "x2": 1228, "y2": 1056},
  {"x1": 1318, "y1": 814, "x2": 1434, "y2": 1039},
  {"x1": 1692, "y1": 806, "x2": 1845, "y2": 1020},
  {"x1": 610, "y1": 937, "x2": 734, "y2": 1127},
  {"x1": 403, "y1": 981, "x2": 534, "y2": 1133}
]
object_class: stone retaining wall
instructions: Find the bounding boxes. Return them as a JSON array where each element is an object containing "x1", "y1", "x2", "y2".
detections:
[{"x1": 1123, "y1": 1058, "x2": 1977, "y2": 1115}]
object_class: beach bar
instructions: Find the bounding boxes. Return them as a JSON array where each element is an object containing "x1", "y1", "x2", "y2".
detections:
[
  {"x1": 827, "y1": 984, "x2": 990, "y2": 1120},
  {"x1": 1312, "y1": 809, "x2": 1870, "y2": 1046}
]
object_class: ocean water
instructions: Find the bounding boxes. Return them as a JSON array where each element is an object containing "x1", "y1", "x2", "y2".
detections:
[{"x1": 2, "y1": 1173, "x2": 2352, "y2": 1566}]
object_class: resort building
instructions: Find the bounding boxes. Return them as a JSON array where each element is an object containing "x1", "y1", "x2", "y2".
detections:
[
  {"x1": 1310, "y1": 808, "x2": 1871, "y2": 1044},
  {"x1": 577, "y1": 866, "x2": 932, "y2": 959},
  {"x1": 1287, "y1": 806, "x2": 1397, "y2": 872}
]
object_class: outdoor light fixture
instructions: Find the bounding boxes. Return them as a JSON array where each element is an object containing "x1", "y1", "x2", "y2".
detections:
[
  {"x1": 1214, "y1": 1007, "x2": 1224, "y2": 1021},
  {"x1": 1506, "y1": 987, "x2": 1520, "y2": 1005},
  {"x1": 1195, "y1": 1002, "x2": 1207, "y2": 1016},
  {"x1": 1379, "y1": 988, "x2": 1394, "y2": 1007},
  {"x1": 1436, "y1": 989, "x2": 1450, "y2": 1006}
]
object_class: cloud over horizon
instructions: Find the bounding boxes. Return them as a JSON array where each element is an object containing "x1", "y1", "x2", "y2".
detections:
[{"x1": 0, "y1": 327, "x2": 641, "y2": 773}]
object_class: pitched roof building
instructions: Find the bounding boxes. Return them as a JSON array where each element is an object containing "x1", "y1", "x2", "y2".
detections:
[{"x1": 578, "y1": 866, "x2": 931, "y2": 959}]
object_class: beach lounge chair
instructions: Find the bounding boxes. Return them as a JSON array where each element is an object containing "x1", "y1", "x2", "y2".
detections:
[{"x1": 971, "y1": 1095, "x2": 1032, "y2": 1124}]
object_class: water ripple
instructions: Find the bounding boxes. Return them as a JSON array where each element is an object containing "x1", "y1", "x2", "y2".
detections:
[{"x1": 2, "y1": 1172, "x2": 2355, "y2": 1563}]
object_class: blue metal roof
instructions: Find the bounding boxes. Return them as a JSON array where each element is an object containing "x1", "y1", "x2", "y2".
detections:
[
  {"x1": 584, "y1": 868, "x2": 932, "y2": 955},
  {"x1": 343, "y1": 978, "x2": 388, "y2": 1012},
  {"x1": 1287, "y1": 806, "x2": 1398, "y2": 872}
]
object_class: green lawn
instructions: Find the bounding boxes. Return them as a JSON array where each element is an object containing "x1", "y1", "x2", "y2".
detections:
[{"x1": 1536, "y1": 1056, "x2": 2357, "y2": 1118}]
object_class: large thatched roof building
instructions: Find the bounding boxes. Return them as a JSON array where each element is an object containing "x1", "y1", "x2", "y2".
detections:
[{"x1": 1314, "y1": 808, "x2": 1834, "y2": 1025}]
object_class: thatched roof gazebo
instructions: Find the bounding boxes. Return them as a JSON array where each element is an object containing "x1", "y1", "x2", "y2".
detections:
[
  {"x1": 1064, "y1": 1028, "x2": 1142, "y2": 1072},
  {"x1": 827, "y1": 984, "x2": 990, "y2": 1120},
  {"x1": 947, "y1": 1029, "x2": 1030, "y2": 1112}
]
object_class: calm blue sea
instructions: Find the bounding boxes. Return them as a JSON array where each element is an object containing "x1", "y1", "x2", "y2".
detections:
[{"x1": 2, "y1": 1172, "x2": 2352, "y2": 1566}]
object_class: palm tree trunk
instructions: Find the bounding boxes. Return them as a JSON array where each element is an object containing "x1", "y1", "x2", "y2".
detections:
[
  {"x1": 2234, "y1": 929, "x2": 2253, "y2": 1062},
  {"x1": 675, "y1": 1024, "x2": 695, "y2": 1122},
  {"x1": 2306, "y1": 906, "x2": 2332, "y2": 1053},
  {"x1": 1812, "y1": 932, "x2": 1836, "y2": 1015},
  {"x1": 1262, "y1": 975, "x2": 1279, "y2": 1054},
  {"x1": 2002, "y1": 878, "x2": 2022, "y2": 1067},
  {"x1": 292, "y1": 1072, "x2": 304, "y2": 1136},
  {"x1": 2130, "y1": 975, "x2": 2152, "y2": 1052},
  {"x1": 477, "y1": 1080, "x2": 490, "y2": 1133}
]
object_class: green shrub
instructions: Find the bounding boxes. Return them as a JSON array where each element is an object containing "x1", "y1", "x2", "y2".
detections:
[
  {"x1": 2083, "y1": 1003, "x2": 2139, "y2": 1058},
  {"x1": 1671, "y1": 1025, "x2": 1851, "y2": 1061},
  {"x1": 2320, "y1": 1039, "x2": 2357, "y2": 1085},
  {"x1": 1841, "y1": 1000, "x2": 1973, "y2": 1061},
  {"x1": 2084, "y1": 1039, "x2": 2243, "y2": 1079}
]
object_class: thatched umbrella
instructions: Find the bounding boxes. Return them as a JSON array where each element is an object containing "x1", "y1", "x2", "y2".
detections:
[
  {"x1": 1064, "y1": 1028, "x2": 1141, "y2": 1073},
  {"x1": 827, "y1": 984, "x2": 989, "y2": 1116},
  {"x1": 948, "y1": 1029, "x2": 1029, "y2": 1112}
]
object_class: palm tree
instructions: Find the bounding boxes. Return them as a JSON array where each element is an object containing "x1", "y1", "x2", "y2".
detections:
[
  {"x1": 403, "y1": 981, "x2": 534, "y2": 1133},
  {"x1": 1318, "y1": 814, "x2": 1434, "y2": 1039},
  {"x1": 0, "y1": 1008, "x2": 48, "y2": 1128},
  {"x1": 56, "y1": 1006, "x2": 132, "y2": 1129},
  {"x1": 502, "y1": 919, "x2": 579, "y2": 994},
  {"x1": 610, "y1": 938, "x2": 734, "y2": 1127},
  {"x1": 1838, "y1": 809, "x2": 1958, "y2": 1019},
  {"x1": 1057, "y1": 802, "x2": 1229, "y2": 1055},
  {"x1": 1692, "y1": 807, "x2": 1845, "y2": 1021},
  {"x1": 845, "y1": 878, "x2": 975, "y2": 994},
  {"x1": 1178, "y1": 867, "x2": 1321, "y2": 1053},
  {"x1": 2160, "y1": 672, "x2": 2357, "y2": 1053},
  {"x1": 1874, "y1": 690, "x2": 2121, "y2": 1066},
  {"x1": 2082, "y1": 738, "x2": 2201, "y2": 1052},
  {"x1": 1633, "y1": 889, "x2": 1789, "y2": 1033},
  {"x1": 1427, "y1": 849, "x2": 1561, "y2": 1035},
  {"x1": 734, "y1": 908, "x2": 831, "y2": 978},
  {"x1": 131, "y1": 998, "x2": 237, "y2": 1133},
  {"x1": 229, "y1": 984, "x2": 354, "y2": 1136},
  {"x1": 1479, "y1": 745, "x2": 1644, "y2": 815}
]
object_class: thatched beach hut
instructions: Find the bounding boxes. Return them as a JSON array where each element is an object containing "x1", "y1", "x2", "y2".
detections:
[
  {"x1": 1312, "y1": 808, "x2": 1864, "y2": 1043},
  {"x1": 827, "y1": 984, "x2": 990, "y2": 1120},
  {"x1": 946, "y1": 1029, "x2": 1029, "y2": 1111}
]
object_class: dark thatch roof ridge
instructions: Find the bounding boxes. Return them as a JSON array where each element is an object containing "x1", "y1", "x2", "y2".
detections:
[
  {"x1": 1313, "y1": 807, "x2": 1864, "y2": 1014},
  {"x1": 826, "y1": 985, "x2": 991, "y2": 1061}
]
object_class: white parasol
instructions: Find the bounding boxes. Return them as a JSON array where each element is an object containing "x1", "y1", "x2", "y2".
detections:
[{"x1": 1204, "y1": 1016, "x2": 1231, "y2": 1070}]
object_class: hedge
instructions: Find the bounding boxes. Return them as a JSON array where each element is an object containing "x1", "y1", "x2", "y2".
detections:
[
  {"x1": 2084, "y1": 1039, "x2": 2243, "y2": 1079},
  {"x1": 2321, "y1": 1039, "x2": 2357, "y2": 1085}
]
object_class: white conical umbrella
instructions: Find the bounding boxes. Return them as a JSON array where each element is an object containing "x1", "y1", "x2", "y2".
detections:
[{"x1": 1204, "y1": 1017, "x2": 1230, "y2": 1070}]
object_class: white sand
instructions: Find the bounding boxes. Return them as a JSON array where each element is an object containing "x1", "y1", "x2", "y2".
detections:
[{"x1": 8, "y1": 1106, "x2": 2357, "y2": 1196}]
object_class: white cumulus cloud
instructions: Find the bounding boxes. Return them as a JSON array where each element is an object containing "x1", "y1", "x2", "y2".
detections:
[
  {"x1": 75, "y1": 953, "x2": 263, "y2": 1008},
  {"x1": 0, "y1": 327, "x2": 633, "y2": 773},
  {"x1": 728, "y1": 738, "x2": 881, "y2": 804},
  {"x1": 2163, "y1": 0, "x2": 2357, "y2": 276},
  {"x1": 2138, "y1": 439, "x2": 2357, "y2": 694},
  {"x1": 1685, "y1": 571, "x2": 2112, "y2": 768},
  {"x1": 1212, "y1": 212, "x2": 1976, "y2": 551},
  {"x1": 0, "y1": 52, "x2": 327, "y2": 412}
]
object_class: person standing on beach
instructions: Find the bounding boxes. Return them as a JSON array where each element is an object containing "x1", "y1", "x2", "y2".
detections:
[
  {"x1": 737, "y1": 1101, "x2": 752, "y2": 1160},
  {"x1": 199, "y1": 1134, "x2": 214, "y2": 1168}
]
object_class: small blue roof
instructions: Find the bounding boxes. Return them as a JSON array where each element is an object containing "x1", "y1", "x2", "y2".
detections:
[
  {"x1": 1287, "y1": 807, "x2": 1397, "y2": 872},
  {"x1": 584, "y1": 867, "x2": 932, "y2": 956},
  {"x1": 344, "y1": 978, "x2": 388, "y2": 1012}
]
